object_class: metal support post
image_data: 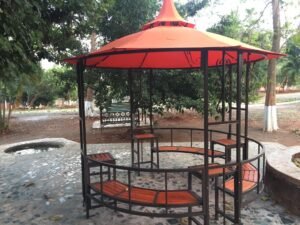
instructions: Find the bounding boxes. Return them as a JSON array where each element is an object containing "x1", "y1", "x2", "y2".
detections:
[
  {"x1": 221, "y1": 50, "x2": 226, "y2": 121},
  {"x1": 77, "y1": 59, "x2": 87, "y2": 203},
  {"x1": 234, "y1": 51, "x2": 243, "y2": 224},
  {"x1": 128, "y1": 70, "x2": 134, "y2": 166},
  {"x1": 228, "y1": 65, "x2": 233, "y2": 139},
  {"x1": 244, "y1": 54, "x2": 251, "y2": 160},
  {"x1": 149, "y1": 69, "x2": 154, "y2": 133},
  {"x1": 202, "y1": 49, "x2": 210, "y2": 225}
]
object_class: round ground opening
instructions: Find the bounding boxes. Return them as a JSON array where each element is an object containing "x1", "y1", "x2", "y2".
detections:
[
  {"x1": 4, "y1": 142, "x2": 64, "y2": 155},
  {"x1": 292, "y1": 153, "x2": 300, "y2": 168}
]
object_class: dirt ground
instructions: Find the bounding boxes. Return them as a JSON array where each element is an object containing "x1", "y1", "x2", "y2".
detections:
[{"x1": 1, "y1": 102, "x2": 299, "y2": 146}]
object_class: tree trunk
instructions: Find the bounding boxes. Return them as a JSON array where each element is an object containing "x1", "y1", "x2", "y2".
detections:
[
  {"x1": 0, "y1": 102, "x2": 4, "y2": 131},
  {"x1": 0, "y1": 100, "x2": 13, "y2": 132},
  {"x1": 84, "y1": 32, "x2": 98, "y2": 117},
  {"x1": 264, "y1": 0, "x2": 281, "y2": 132},
  {"x1": 90, "y1": 32, "x2": 97, "y2": 52},
  {"x1": 6, "y1": 101, "x2": 13, "y2": 126},
  {"x1": 29, "y1": 95, "x2": 38, "y2": 108},
  {"x1": 85, "y1": 87, "x2": 94, "y2": 114}
]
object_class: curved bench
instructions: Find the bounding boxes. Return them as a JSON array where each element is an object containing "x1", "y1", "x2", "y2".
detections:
[
  {"x1": 215, "y1": 161, "x2": 261, "y2": 223},
  {"x1": 189, "y1": 163, "x2": 235, "y2": 178},
  {"x1": 151, "y1": 146, "x2": 225, "y2": 166},
  {"x1": 84, "y1": 128, "x2": 265, "y2": 225},
  {"x1": 90, "y1": 180, "x2": 202, "y2": 207},
  {"x1": 85, "y1": 158, "x2": 205, "y2": 219},
  {"x1": 223, "y1": 163, "x2": 259, "y2": 194}
]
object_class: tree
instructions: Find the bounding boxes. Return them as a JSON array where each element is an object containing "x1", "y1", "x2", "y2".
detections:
[
  {"x1": 278, "y1": 34, "x2": 300, "y2": 88},
  {"x1": 92, "y1": 0, "x2": 158, "y2": 113},
  {"x1": 98, "y1": 0, "x2": 158, "y2": 42},
  {"x1": 0, "y1": 83, "x2": 15, "y2": 132},
  {"x1": 208, "y1": 12, "x2": 271, "y2": 104},
  {"x1": 264, "y1": 0, "x2": 281, "y2": 132},
  {"x1": 177, "y1": 0, "x2": 210, "y2": 17},
  {"x1": 21, "y1": 68, "x2": 59, "y2": 108},
  {"x1": 0, "y1": 64, "x2": 41, "y2": 132},
  {"x1": 49, "y1": 67, "x2": 78, "y2": 102},
  {"x1": 0, "y1": 0, "x2": 104, "y2": 132},
  {"x1": 208, "y1": 11, "x2": 242, "y2": 40}
]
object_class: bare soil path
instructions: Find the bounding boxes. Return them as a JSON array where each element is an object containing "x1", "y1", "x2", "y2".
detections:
[{"x1": 1, "y1": 101, "x2": 299, "y2": 146}]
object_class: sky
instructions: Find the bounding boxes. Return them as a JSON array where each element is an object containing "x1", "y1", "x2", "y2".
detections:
[
  {"x1": 41, "y1": 0, "x2": 300, "y2": 70},
  {"x1": 185, "y1": 0, "x2": 300, "y2": 31}
]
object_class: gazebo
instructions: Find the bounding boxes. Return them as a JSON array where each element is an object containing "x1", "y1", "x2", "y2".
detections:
[{"x1": 65, "y1": 0, "x2": 284, "y2": 224}]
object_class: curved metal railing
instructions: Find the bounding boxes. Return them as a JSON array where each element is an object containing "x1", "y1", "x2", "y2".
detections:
[{"x1": 84, "y1": 127, "x2": 265, "y2": 220}]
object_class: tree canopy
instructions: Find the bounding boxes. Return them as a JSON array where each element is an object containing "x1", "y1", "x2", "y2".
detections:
[
  {"x1": 0, "y1": 0, "x2": 298, "y2": 132},
  {"x1": 278, "y1": 33, "x2": 300, "y2": 87},
  {"x1": 0, "y1": 0, "x2": 104, "y2": 131}
]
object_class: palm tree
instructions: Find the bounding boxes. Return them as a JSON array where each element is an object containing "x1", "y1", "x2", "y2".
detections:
[{"x1": 279, "y1": 43, "x2": 300, "y2": 89}]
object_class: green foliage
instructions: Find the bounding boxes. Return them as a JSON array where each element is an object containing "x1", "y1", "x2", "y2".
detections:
[
  {"x1": 98, "y1": 0, "x2": 159, "y2": 42},
  {"x1": 152, "y1": 70, "x2": 203, "y2": 113},
  {"x1": 94, "y1": 77, "x2": 112, "y2": 111},
  {"x1": 38, "y1": 0, "x2": 104, "y2": 61},
  {"x1": 21, "y1": 66, "x2": 83, "y2": 107},
  {"x1": 208, "y1": 11, "x2": 242, "y2": 39},
  {"x1": 177, "y1": 0, "x2": 210, "y2": 17},
  {"x1": 0, "y1": 0, "x2": 103, "y2": 131},
  {"x1": 208, "y1": 11, "x2": 272, "y2": 99},
  {"x1": 0, "y1": 0, "x2": 105, "y2": 85},
  {"x1": 48, "y1": 67, "x2": 77, "y2": 101},
  {"x1": 21, "y1": 69, "x2": 59, "y2": 107},
  {"x1": 0, "y1": 0, "x2": 41, "y2": 83},
  {"x1": 278, "y1": 36, "x2": 300, "y2": 87},
  {"x1": 1, "y1": 0, "x2": 102, "y2": 81}
]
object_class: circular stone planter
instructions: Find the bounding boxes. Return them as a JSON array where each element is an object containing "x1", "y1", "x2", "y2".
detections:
[
  {"x1": 265, "y1": 147, "x2": 300, "y2": 215},
  {"x1": 5, "y1": 141, "x2": 64, "y2": 155},
  {"x1": 292, "y1": 153, "x2": 300, "y2": 168}
]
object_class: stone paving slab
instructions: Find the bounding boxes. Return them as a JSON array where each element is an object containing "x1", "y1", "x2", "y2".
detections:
[{"x1": 0, "y1": 139, "x2": 299, "y2": 225}]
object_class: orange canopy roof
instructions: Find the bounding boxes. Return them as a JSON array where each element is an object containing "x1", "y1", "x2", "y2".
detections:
[{"x1": 64, "y1": 0, "x2": 284, "y2": 69}]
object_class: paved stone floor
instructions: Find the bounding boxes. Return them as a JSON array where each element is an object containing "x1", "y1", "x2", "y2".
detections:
[{"x1": 0, "y1": 139, "x2": 299, "y2": 225}]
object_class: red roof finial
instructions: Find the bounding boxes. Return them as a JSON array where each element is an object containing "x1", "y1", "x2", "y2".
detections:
[
  {"x1": 156, "y1": 0, "x2": 185, "y2": 21},
  {"x1": 142, "y1": 0, "x2": 195, "y2": 30}
]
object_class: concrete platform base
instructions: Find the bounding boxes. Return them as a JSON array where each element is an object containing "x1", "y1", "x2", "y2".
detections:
[{"x1": 265, "y1": 146, "x2": 300, "y2": 215}]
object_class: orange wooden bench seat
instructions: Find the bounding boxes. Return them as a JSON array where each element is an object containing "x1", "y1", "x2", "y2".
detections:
[
  {"x1": 223, "y1": 163, "x2": 258, "y2": 194},
  {"x1": 90, "y1": 180, "x2": 202, "y2": 207},
  {"x1": 242, "y1": 162, "x2": 258, "y2": 182},
  {"x1": 224, "y1": 179, "x2": 256, "y2": 193},
  {"x1": 189, "y1": 163, "x2": 235, "y2": 178},
  {"x1": 87, "y1": 152, "x2": 116, "y2": 165},
  {"x1": 153, "y1": 146, "x2": 225, "y2": 158},
  {"x1": 212, "y1": 138, "x2": 237, "y2": 146}
]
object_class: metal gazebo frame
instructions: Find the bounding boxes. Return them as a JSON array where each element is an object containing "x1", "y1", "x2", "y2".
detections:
[{"x1": 66, "y1": 1, "x2": 284, "y2": 224}]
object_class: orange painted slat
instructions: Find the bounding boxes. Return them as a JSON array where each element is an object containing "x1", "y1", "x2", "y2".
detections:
[
  {"x1": 117, "y1": 187, "x2": 157, "y2": 204},
  {"x1": 242, "y1": 163, "x2": 258, "y2": 182},
  {"x1": 224, "y1": 179, "x2": 256, "y2": 193},
  {"x1": 190, "y1": 163, "x2": 234, "y2": 177},
  {"x1": 91, "y1": 180, "x2": 200, "y2": 207},
  {"x1": 213, "y1": 139, "x2": 236, "y2": 146},
  {"x1": 87, "y1": 152, "x2": 115, "y2": 162},
  {"x1": 90, "y1": 180, "x2": 127, "y2": 197},
  {"x1": 223, "y1": 163, "x2": 259, "y2": 193},
  {"x1": 157, "y1": 146, "x2": 225, "y2": 157},
  {"x1": 156, "y1": 191, "x2": 199, "y2": 205},
  {"x1": 159, "y1": 146, "x2": 178, "y2": 151},
  {"x1": 134, "y1": 133, "x2": 156, "y2": 139}
]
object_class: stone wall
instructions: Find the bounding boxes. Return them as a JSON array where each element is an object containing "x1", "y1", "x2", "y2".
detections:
[{"x1": 265, "y1": 162, "x2": 300, "y2": 215}]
